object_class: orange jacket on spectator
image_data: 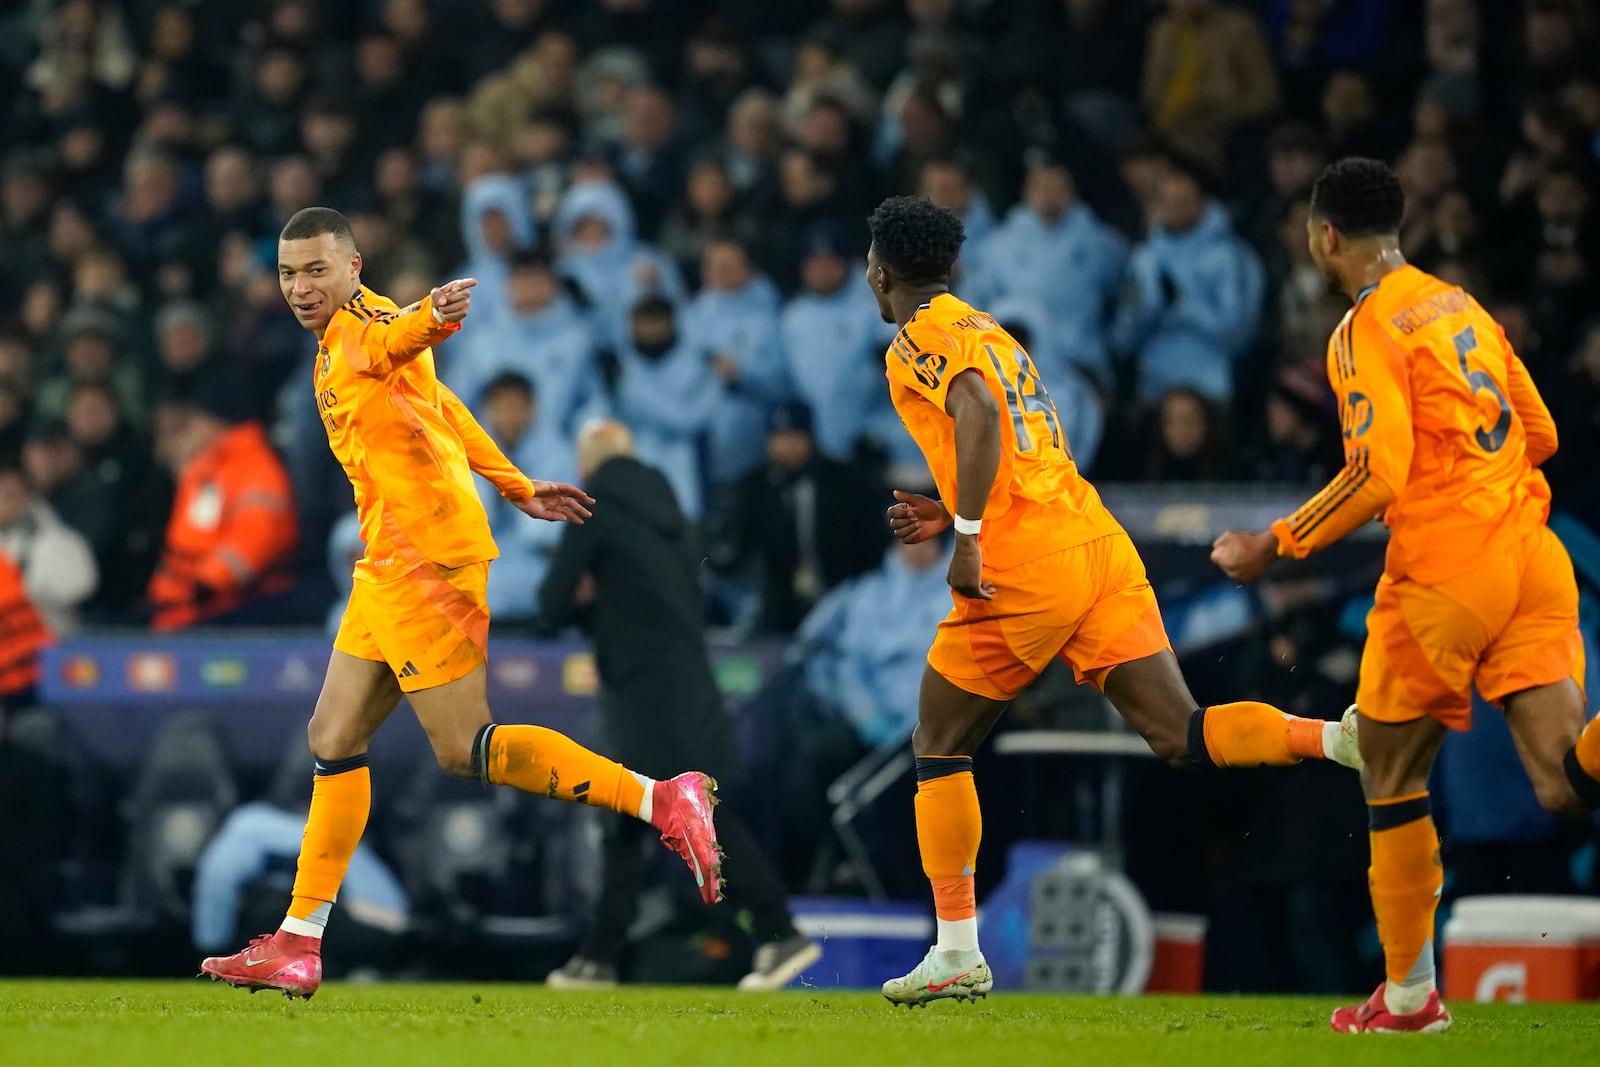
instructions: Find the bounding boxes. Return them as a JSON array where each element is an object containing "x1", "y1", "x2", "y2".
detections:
[
  {"x1": 0, "y1": 551, "x2": 50, "y2": 701},
  {"x1": 147, "y1": 422, "x2": 298, "y2": 630}
]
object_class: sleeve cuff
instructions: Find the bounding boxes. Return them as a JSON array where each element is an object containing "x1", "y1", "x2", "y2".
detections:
[{"x1": 1270, "y1": 518, "x2": 1309, "y2": 560}]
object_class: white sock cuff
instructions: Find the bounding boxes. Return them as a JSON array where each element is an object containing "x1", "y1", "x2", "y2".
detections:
[
  {"x1": 935, "y1": 916, "x2": 980, "y2": 953},
  {"x1": 281, "y1": 902, "x2": 331, "y2": 939},
  {"x1": 633, "y1": 772, "x2": 656, "y2": 823}
]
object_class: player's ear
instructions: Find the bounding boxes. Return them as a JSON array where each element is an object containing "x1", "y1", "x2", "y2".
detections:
[{"x1": 350, "y1": 250, "x2": 362, "y2": 280}]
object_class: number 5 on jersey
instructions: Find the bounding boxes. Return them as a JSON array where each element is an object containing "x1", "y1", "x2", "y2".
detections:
[{"x1": 1452, "y1": 326, "x2": 1511, "y2": 454}]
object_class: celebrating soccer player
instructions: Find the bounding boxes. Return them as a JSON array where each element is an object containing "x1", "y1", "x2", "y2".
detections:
[
  {"x1": 1214, "y1": 158, "x2": 1600, "y2": 1033},
  {"x1": 199, "y1": 208, "x2": 722, "y2": 998},
  {"x1": 864, "y1": 195, "x2": 1361, "y2": 1007}
]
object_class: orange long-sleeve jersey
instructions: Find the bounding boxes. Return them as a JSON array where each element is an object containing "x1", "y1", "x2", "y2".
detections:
[
  {"x1": 1272, "y1": 264, "x2": 1558, "y2": 585},
  {"x1": 886, "y1": 294, "x2": 1123, "y2": 571},
  {"x1": 316, "y1": 286, "x2": 535, "y2": 583}
]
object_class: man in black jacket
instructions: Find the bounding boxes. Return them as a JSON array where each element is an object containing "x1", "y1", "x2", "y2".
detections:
[
  {"x1": 538, "y1": 419, "x2": 819, "y2": 990},
  {"x1": 715, "y1": 401, "x2": 887, "y2": 632}
]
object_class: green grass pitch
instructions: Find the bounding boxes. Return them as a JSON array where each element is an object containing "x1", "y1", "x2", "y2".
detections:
[{"x1": 2, "y1": 981, "x2": 1595, "y2": 1067}]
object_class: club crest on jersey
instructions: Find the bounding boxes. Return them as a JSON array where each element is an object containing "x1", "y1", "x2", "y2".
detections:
[
  {"x1": 318, "y1": 345, "x2": 330, "y2": 379},
  {"x1": 914, "y1": 351, "x2": 948, "y2": 389},
  {"x1": 1341, "y1": 391, "x2": 1373, "y2": 440}
]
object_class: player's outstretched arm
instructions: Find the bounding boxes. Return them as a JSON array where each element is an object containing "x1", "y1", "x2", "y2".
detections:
[
  {"x1": 1213, "y1": 324, "x2": 1411, "y2": 583},
  {"x1": 946, "y1": 369, "x2": 1000, "y2": 600},
  {"x1": 343, "y1": 279, "x2": 476, "y2": 376},
  {"x1": 438, "y1": 384, "x2": 537, "y2": 499}
]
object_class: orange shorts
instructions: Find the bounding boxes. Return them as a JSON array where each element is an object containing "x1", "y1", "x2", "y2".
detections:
[
  {"x1": 333, "y1": 562, "x2": 490, "y2": 692},
  {"x1": 1358, "y1": 525, "x2": 1585, "y2": 731},
  {"x1": 927, "y1": 533, "x2": 1172, "y2": 701}
]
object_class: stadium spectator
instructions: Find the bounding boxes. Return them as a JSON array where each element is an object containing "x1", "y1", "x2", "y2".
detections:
[
  {"x1": 146, "y1": 375, "x2": 297, "y2": 630},
  {"x1": 61, "y1": 381, "x2": 167, "y2": 614},
  {"x1": 612, "y1": 295, "x2": 716, "y2": 520},
  {"x1": 918, "y1": 158, "x2": 995, "y2": 255},
  {"x1": 658, "y1": 157, "x2": 761, "y2": 287},
  {"x1": 0, "y1": 460, "x2": 96, "y2": 634},
  {"x1": 780, "y1": 224, "x2": 894, "y2": 463},
  {"x1": 474, "y1": 372, "x2": 577, "y2": 624},
  {"x1": 1114, "y1": 157, "x2": 1266, "y2": 404},
  {"x1": 966, "y1": 156, "x2": 1127, "y2": 384},
  {"x1": 449, "y1": 250, "x2": 604, "y2": 434},
  {"x1": 717, "y1": 88, "x2": 783, "y2": 197},
  {"x1": 1128, "y1": 386, "x2": 1237, "y2": 483},
  {"x1": 35, "y1": 306, "x2": 144, "y2": 427},
  {"x1": 683, "y1": 239, "x2": 788, "y2": 487},
  {"x1": 798, "y1": 536, "x2": 955, "y2": 749},
  {"x1": 1142, "y1": 0, "x2": 1280, "y2": 173},
  {"x1": 713, "y1": 401, "x2": 886, "y2": 634},
  {"x1": 610, "y1": 85, "x2": 689, "y2": 240},
  {"x1": 553, "y1": 178, "x2": 685, "y2": 349},
  {"x1": 1250, "y1": 363, "x2": 1343, "y2": 486},
  {"x1": 456, "y1": 173, "x2": 539, "y2": 330}
]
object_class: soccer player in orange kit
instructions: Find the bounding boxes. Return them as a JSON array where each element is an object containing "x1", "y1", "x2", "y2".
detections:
[
  {"x1": 199, "y1": 208, "x2": 721, "y2": 998},
  {"x1": 864, "y1": 196, "x2": 1361, "y2": 1007},
  {"x1": 1213, "y1": 158, "x2": 1600, "y2": 1033}
]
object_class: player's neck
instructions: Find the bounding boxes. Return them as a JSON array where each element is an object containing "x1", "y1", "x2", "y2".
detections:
[
  {"x1": 891, "y1": 285, "x2": 948, "y2": 327},
  {"x1": 1341, "y1": 245, "x2": 1406, "y2": 303}
]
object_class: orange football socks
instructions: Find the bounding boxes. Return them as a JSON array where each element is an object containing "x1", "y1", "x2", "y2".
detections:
[
  {"x1": 1192, "y1": 701, "x2": 1326, "y2": 767},
  {"x1": 915, "y1": 756, "x2": 981, "y2": 952},
  {"x1": 284, "y1": 754, "x2": 371, "y2": 936},
  {"x1": 481, "y1": 724, "x2": 648, "y2": 819},
  {"x1": 1367, "y1": 792, "x2": 1442, "y2": 1014}
]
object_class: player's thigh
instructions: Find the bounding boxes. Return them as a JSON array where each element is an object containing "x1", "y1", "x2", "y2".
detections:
[
  {"x1": 1479, "y1": 526, "x2": 1585, "y2": 712},
  {"x1": 1357, "y1": 712, "x2": 1448, "y2": 801},
  {"x1": 914, "y1": 662, "x2": 1011, "y2": 757},
  {"x1": 925, "y1": 552, "x2": 1088, "y2": 707},
  {"x1": 1356, "y1": 574, "x2": 1497, "y2": 732},
  {"x1": 1099, "y1": 649, "x2": 1198, "y2": 767},
  {"x1": 406, "y1": 661, "x2": 492, "y2": 777},
  {"x1": 1503, "y1": 679, "x2": 1588, "y2": 815},
  {"x1": 307, "y1": 650, "x2": 404, "y2": 760}
]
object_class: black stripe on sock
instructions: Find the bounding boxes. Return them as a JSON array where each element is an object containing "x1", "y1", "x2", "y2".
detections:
[
  {"x1": 1564, "y1": 750, "x2": 1600, "y2": 811},
  {"x1": 313, "y1": 753, "x2": 370, "y2": 776},
  {"x1": 915, "y1": 755, "x2": 973, "y2": 782},
  {"x1": 1368, "y1": 794, "x2": 1432, "y2": 832},
  {"x1": 1186, "y1": 708, "x2": 1215, "y2": 768},
  {"x1": 470, "y1": 722, "x2": 498, "y2": 784}
]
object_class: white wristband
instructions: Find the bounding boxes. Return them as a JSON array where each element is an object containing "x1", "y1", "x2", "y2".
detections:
[
  {"x1": 953, "y1": 514, "x2": 982, "y2": 536},
  {"x1": 431, "y1": 303, "x2": 445, "y2": 324}
]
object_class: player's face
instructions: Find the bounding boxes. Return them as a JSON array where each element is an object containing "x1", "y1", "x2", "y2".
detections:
[
  {"x1": 864, "y1": 243, "x2": 894, "y2": 324},
  {"x1": 278, "y1": 233, "x2": 360, "y2": 334}
]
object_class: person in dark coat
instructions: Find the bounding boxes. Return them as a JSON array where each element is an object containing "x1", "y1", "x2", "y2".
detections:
[
  {"x1": 538, "y1": 419, "x2": 819, "y2": 990},
  {"x1": 714, "y1": 401, "x2": 888, "y2": 633}
]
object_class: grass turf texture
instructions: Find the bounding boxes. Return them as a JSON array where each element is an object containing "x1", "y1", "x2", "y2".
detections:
[{"x1": 2, "y1": 981, "x2": 1595, "y2": 1066}]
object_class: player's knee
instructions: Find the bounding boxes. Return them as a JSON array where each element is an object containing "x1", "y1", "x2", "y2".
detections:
[
  {"x1": 306, "y1": 713, "x2": 365, "y2": 762},
  {"x1": 1148, "y1": 730, "x2": 1189, "y2": 769},
  {"x1": 430, "y1": 734, "x2": 476, "y2": 779},
  {"x1": 1533, "y1": 776, "x2": 1583, "y2": 817}
]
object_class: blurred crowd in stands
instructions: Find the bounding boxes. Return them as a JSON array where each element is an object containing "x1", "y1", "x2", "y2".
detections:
[{"x1": 0, "y1": 0, "x2": 1597, "y2": 733}]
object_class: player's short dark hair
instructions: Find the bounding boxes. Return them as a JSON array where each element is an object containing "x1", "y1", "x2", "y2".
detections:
[
  {"x1": 483, "y1": 371, "x2": 535, "y2": 401},
  {"x1": 280, "y1": 206, "x2": 355, "y2": 248},
  {"x1": 1309, "y1": 158, "x2": 1405, "y2": 238},
  {"x1": 868, "y1": 195, "x2": 965, "y2": 284}
]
